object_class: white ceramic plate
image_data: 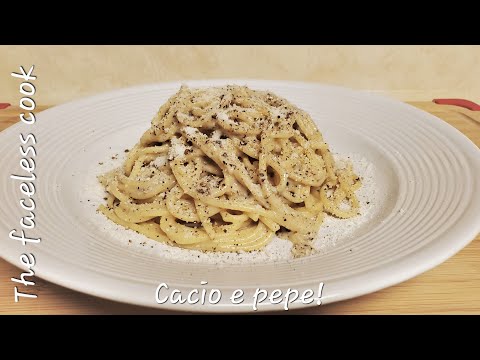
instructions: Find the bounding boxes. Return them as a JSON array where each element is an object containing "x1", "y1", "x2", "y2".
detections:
[{"x1": 1, "y1": 80, "x2": 479, "y2": 312}]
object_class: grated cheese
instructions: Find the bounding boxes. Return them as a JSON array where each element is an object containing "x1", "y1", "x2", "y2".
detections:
[{"x1": 83, "y1": 152, "x2": 379, "y2": 264}]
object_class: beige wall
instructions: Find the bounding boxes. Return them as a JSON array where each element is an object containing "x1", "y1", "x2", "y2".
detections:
[{"x1": 1, "y1": 45, "x2": 479, "y2": 104}]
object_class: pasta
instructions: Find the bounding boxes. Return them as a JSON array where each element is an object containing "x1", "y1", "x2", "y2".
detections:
[{"x1": 98, "y1": 85, "x2": 361, "y2": 257}]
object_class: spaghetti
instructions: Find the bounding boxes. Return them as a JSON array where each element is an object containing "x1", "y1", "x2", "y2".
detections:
[{"x1": 98, "y1": 85, "x2": 361, "y2": 257}]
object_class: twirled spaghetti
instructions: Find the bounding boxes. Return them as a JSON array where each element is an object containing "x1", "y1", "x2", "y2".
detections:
[{"x1": 98, "y1": 85, "x2": 361, "y2": 256}]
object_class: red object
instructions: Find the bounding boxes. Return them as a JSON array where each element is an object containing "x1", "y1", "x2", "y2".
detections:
[
  {"x1": 433, "y1": 98, "x2": 480, "y2": 111},
  {"x1": 0, "y1": 103, "x2": 11, "y2": 110}
]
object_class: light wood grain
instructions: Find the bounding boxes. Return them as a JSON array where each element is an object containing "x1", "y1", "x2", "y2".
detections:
[{"x1": 0, "y1": 102, "x2": 479, "y2": 314}]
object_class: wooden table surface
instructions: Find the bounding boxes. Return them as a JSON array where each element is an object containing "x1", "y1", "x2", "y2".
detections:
[{"x1": 1, "y1": 101, "x2": 479, "y2": 314}]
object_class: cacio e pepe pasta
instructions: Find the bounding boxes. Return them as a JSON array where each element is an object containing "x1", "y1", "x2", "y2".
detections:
[{"x1": 98, "y1": 85, "x2": 361, "y2": 257}]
